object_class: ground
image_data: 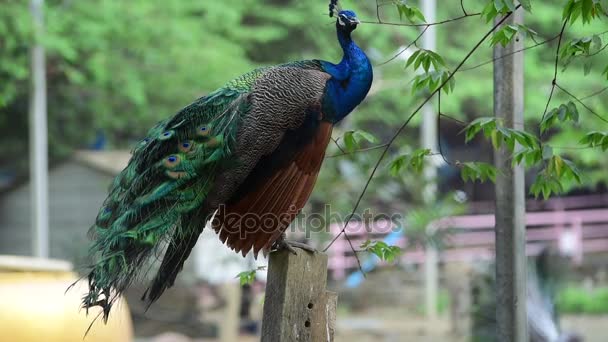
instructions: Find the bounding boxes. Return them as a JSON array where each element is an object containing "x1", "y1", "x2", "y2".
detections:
[{"x1": 135, "y1": 310, "x2": 608, "y2": 341}]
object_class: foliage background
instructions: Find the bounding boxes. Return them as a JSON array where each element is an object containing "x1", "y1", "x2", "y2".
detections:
[{"x1": 1, "y1": 0, "x2": 607, "y2": 214}]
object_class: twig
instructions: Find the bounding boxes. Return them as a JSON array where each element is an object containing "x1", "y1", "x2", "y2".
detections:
[
  {"x1": 362, "y1": 12, "x2": 480, "y2": 28},
  {"x1": 553, "y1": 145, "x2": 606, "y2": 150},
  {"x1": 460, "y1": 0, "x2": 468, "y2": 16},
  {"x1": 539, "y1": 19, "x2": 569, "y2": 136},
  {"x1": 331, "y1": 136, "x2": 346, "y2": 154},
  {"x1": 555, "y1": 83, "x2": 608, "y2": 124},
  {"x1": 437, "y1": 92, "x2": 454, "y2": 165},
  {"x1": 326, "y1": 143, "x2": 390, "y2": 158},
  {"x1": 439, "y1": 113, "x2": 467, "y2": 125},
  {"x1": 375, "y1": 0, "x2": 382, "y2": 22},
  {"x1": 377, "y1": 25, "x2": 429, "y2": 66},
  {"x1": 461, "y1": 34, "x2": 560, "y2": 72},
  {"x1": 323, "y1": 8, "x2": 520, "y2": 253},
  {"x1": 580, "y1": 86, "x2": 608, "y2": 100}
]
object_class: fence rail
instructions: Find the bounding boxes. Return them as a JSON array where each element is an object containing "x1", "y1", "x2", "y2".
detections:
[{"x1": 325, "y1": 208, "x2": 608, "y2": 280}]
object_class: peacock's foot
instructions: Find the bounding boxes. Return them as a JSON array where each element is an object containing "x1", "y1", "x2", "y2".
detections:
[{"x1": 272, "y1": 233, "x2": 317, "y2": 255}]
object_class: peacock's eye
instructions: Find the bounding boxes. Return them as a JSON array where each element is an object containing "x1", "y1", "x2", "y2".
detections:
[
  {"x1": 164, "y1": 154, "x2": 181, "y2": 168},
  {"x1": 178, "y1": 140, "x2": 194, "y2": 153},
  {"x1": 197, "y1": 125, "x2": 211, "y2": 137}
]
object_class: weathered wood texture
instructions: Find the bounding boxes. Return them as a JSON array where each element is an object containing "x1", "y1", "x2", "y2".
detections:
[
  {"x1": 493, "y1": 9, "x2": 527, "y2": 342},
  {"x1": 261, "y1": 249, "x2": 336, "y2": 342}
]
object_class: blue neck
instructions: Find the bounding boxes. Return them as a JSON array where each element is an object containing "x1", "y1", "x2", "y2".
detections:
[{"x1": 321, "y1": 26, "x2": 373, "y2": 123}]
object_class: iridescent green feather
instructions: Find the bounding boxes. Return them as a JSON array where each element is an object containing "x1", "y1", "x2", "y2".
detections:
[{"x1": 83, "y1": 69, "x2": 259, "y2": 321}]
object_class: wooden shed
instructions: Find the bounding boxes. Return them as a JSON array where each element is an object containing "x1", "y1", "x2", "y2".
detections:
[{"x1": 0, "y1": 150, "x2": 129, "y2": 264}]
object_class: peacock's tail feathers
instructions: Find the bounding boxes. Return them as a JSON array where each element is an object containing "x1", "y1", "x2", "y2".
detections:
[
  {"x1": 83, "y1": 61, "x2": 331, "y2": 321},
  {"x1": 83, "y1": 90, "x2": 250, "y2": 321}
]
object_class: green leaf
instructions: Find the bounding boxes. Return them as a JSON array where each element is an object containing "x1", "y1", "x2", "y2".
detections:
[
  {"x1": 482, "y1": 0, "x2": 516, "y2": 22},
  {"x1": 579, "y1": 131, "x2": 608, "y2": 151},
  {"x1": 388, "y1": 149, "x2": 432, "y2": 176},
  {"x1": 540, "y1": 102, "x2": 579, "y2": 133},
  {"x1": 361, "y1": 240, "x2": 402, "y2": 263},
  {"x1": 342, "y1": 130, "x2": 378, "y2": 152},
  {"x1": 531, "y1": 154, "x2": 583, "y2": 199},
  {"x1": 405, "y1": 49, "x2": 447, "y2": 73},
  {"x1": 463, "y1": 117, "x2": 496, "y2": 143},
  {"x1": 530, "y1": 173, "x2": 563, "y2": 200},
  {"x1": 459, "y1": 162, "x2": 498, "y2": 183},
  {"x1": 563, "y1": 0, "x2": 605, "y2": 25},
  {"x1": 235, "y1": 266, "x2": 266, "y2": 286},
  {"x1": 411, "y1": 70, "x2": 455, "y2": 94},
  {"x1": 519, "y1": 0, "x2": 532, "y2": 11},
  {"x1": 396, "y1": 2, "x2": 426, "y2": 23},
  {"x1": 389, "y1": 155, "x2": 409, "y2": 177},
  {"x1": 490, "y1": 25, "x2": 519, "y2": 47},
  {"x1": 512, "y1": 146, "x2": 542, "y2": 168}
]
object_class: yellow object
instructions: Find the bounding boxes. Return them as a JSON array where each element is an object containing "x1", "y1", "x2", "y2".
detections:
[{"x1": 0, "y1": 256, "x2": 133, "y2": 342}]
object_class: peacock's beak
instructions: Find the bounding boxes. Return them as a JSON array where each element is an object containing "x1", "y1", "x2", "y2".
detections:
[{"x1": 352, "y1": 18, "x2": 361, "y2": 25}]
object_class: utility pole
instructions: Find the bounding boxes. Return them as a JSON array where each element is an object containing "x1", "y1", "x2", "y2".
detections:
[
  {"x1": 421, "y1": 0, "x2": 439, "y2": 321},
  {"x1": 493, "y1": 8, "x2": 527, "y2": 342},
  {"x1": 29, "y1": 0, "x2": 49, "y2": 258}
]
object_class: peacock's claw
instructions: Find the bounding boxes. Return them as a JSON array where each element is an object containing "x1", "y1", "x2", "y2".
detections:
[{"x1": 272, "y1": 234, "x2": 317, "y2": 254}]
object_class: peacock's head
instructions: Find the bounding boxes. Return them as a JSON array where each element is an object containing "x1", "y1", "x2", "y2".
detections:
[
  {"x1": 329, "y1": 1, "x2": 360, "y2": 32},
  {"x1": 336, "y1": 10, "x2": 360, "y2": 32}
]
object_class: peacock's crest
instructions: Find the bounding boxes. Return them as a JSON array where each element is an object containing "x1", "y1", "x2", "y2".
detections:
[{"x1": 329, "y1": 0, "x2": 342, "y2": 17}]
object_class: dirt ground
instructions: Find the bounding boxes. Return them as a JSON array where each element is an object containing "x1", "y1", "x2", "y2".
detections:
[
  {"x1": 137, "y1": 311, "x2": 608, "y2": 342},
  {"x1": 335, "y1": 309, "x2": 608, "y2": 342}
]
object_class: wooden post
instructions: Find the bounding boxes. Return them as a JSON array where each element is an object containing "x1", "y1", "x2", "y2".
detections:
[
  {"x1": 493, "y1": 8, "x2": 527, "y2": 342},
  {"x1": 421, "y1": 0, "x2": 439, "y2": 322},
  {"x1": 261, "y1": 249, "x2": 337, "y2": 342},
  {"x1": 29, "y1": 0, "x2": 50, "y2": 258},
  {"x1": 219, "y1": 282, "x2": 240, "y2": 342}
]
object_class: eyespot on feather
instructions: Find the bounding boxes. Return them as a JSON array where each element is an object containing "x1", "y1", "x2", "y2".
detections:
[
  {"x1": 164, "y1": 155, "x2": 181, "y2": 168},
  {"x1": 98, "y1": 206, "x2": 112, "y2": 219},
  {"x1": 159, "y1": 130, "x2": 175, "y2": 140},
  {"x1": 178, "y1": 140, "x2": 193, "y2": 153},
  {"x1": 95, "y1": 206, "x2": 112, "y2": 227},
  {"x1": 197, "y1": 125, "x2": 211, "y2": 137}
]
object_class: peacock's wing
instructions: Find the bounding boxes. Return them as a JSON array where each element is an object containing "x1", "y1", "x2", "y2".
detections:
[
  {"x1": 84, "y1": 61, "x2": 332, "y2": 319},
  {"x1": 212, "y1": 120, "x2": 332, "y2": 257},
  {"x1": 211, "y1": 64, "x2": 333, "y2": 257}
]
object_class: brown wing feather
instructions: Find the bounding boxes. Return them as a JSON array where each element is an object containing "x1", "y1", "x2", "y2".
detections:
[{"x1": 213, "y1": 121, "x2": 333, "y2": 257}]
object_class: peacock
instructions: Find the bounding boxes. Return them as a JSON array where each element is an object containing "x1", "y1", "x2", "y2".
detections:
[{"x1": 82, "y1": 0, "x2": 372, "y2": 321}]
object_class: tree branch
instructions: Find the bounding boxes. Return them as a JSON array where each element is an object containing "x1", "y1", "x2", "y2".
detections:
[
  {"x1": 555, "y1": 82, "x2": 608, "y2": 124},
  {"x1": 362, "y1": 12, "x2": 480, "y2": 27},
  {"x1": 461, "y1": 34, "x2": 561, "y2": 72},
  {"x1": 377, "y1": 25, "x2": 429, "y2": 66},
  {"x1": 323, "y1": 8, "x2": 520, "y2": 252},
  {"x1": 461, "y1": 0, "x2": 469, "y2": 16},
  {"x1": 326, "y1": 143, "x2": 390, "y2": 158},
  {"x1": 580, "y1": 86, "x2": 608, "y2": 100},
  {"x1": 539, "y1": 19, "x2": 569, "y2": 136}
]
